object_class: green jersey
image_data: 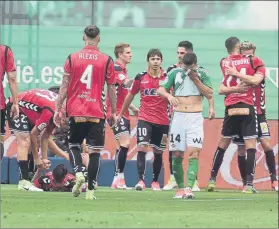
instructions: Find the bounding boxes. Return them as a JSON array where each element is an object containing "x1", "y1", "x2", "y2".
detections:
[{"x1": 160, "y1": 66, "x2": 212, "y2": 97}]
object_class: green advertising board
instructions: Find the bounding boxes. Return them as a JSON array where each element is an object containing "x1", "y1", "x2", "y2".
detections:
[{"x1": 1, "y1": 26, "x2": 278, "y2": 119}]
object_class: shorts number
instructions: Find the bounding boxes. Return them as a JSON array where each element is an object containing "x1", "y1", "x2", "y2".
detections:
[
  {"x1": 80, "y1": 65, "x2": 93, "y2": 89},
  {"x1": 170, "y1": 134, "x2": 181, "y2": 143},
  {"x1": 138, "y1": 128, "x2": 147, "y2": 136},
  {"x1": 226, "y1": 68, "x2": 246, "y2": 87},
  {"x1": 36, "y1": 90, "x2": 58, "y2": 101}
]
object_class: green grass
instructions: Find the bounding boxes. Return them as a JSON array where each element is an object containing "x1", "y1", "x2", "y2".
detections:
[{"x1": 1, "y1": 185, "x2": 278, "y2": 228}]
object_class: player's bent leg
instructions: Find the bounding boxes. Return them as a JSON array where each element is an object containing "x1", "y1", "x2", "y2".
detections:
[
  {"x1": 135, "y1": 145, "x2": 148, "y2": 191},
  {"x1": 207, "y1": 137, "x2": 231, "y2": 192},
  {"x1": 151, "y1": 149, "x2": 163, "y2": 191},
  {"x1": 112, "y1": 133, "x2": 130, "y2": 189},
  {"x1": 15, "y1": 132, "x2": 43, "y2": 192},
  {"x1": 260, "y1": 138, "x2": 278, "y2": 191},
  {"x1": 243, "y1": 138, "x2": 258, "y2": 194}
]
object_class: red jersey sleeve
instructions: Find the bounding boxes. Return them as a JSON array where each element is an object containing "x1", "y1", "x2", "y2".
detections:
[
  {"x1": 253, "y1": 57, "x2": 266, "y2": 77},
  {"x1": 63, "y1": 55, "x2": 71, "y2": 76},
  {"x1": 105, "y1": 57, "x2": 116, "y2": 85},
  {"x1": 6, "y1": 47, "x2": 16, "y2": 72},
  {"x1": 130, "y1": 74, "x2": 141, "y2": 95},
  {"x1": 35, "y1": 109, "x2": 54, "y2": 132}
]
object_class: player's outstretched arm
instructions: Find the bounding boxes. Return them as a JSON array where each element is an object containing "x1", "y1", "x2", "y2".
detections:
[
  {"x1": 48, "y1": 137, "x2": 69, "y2": 160},
  {"x1": 157, "y1": 87, "x2": 170, "y2": 100},
  {"x1": 119, "y1": 92, "x2": 135, "y2": 118}
]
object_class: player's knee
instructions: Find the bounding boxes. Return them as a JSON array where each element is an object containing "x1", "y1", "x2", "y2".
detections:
[
  {"x1": 237, "y1": 145, "x2": 246, "y2": 156},
  {"x1": 153, "y1": 148, "x2": 163, "y2": 155},
  {"x1": 260, "y1": 139, "x2": 272, "y2": 151},
  {"x1": 219, "y1": 137, "x2": 231, "y2": 150},
  {"x1": 137, "y1": 144, "x2": 149, "y2": 153},
  {"x1": 87, "y1": 148, "x2": 101, "y2": 154},
  {"x1": 173, "y1": 151, "x2": 183, "y2": 158},
  {"x1": 119, "y1": 135, "x2": 130, "y2": 148},
  {"x1": 188, "y1": 149, "x2": 201, "y2": 159}
]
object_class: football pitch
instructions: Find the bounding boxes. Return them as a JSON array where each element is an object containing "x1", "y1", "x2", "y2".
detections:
[{"x1": 1, "y1": 185, "x2": 278, "y2": 228}]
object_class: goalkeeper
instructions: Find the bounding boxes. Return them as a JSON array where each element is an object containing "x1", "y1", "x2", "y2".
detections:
[{"x1": 157, "y1": 52, "x2": 213, "y2": 199}]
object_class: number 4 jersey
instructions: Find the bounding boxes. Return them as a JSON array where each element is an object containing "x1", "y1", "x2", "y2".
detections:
[
  {"x1": 220, "y1": 54, "x2": 265, "y2": 107},
  {"x1": 63, "y1": 46, "x2": 116, "y2": 119},
  {"x1": 9, "y1": 89, "x2": 57, "y2": 132}
]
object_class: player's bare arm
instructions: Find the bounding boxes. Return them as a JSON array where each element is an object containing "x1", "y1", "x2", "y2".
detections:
[
  {"x1": 118, "y1": 92, "x2": 135, "y2": 120},
  {"x1": 107, "y1": 84, "x2": 117, "y2": 114},
  {"x1": 219, "y1": 82, "x2": 249, "y2": 95},
  {"x1": 123, "y1": 78, "x2": 134, "y2": 88},
  {"x1": 7, "y1": 71, "x2": 19, "y2": 119},
  {"x1": 30, "y1": 127, "x2": 43, "y2": 167},
  {"x1": 207, "y1": 97, "x2": 215, "y2": 120},
  {"x1": 189, "y1": 71, "x2": 213, "y2": 99},
  {"x1": 227, "y1": 66, "x2": 264, "y2": 86},
  {"x1": 48, "y1": 138, "x2": 69, "y2": 160},
  {"x1": 56, "y1": 74, "x2": 70, "y2": 112},
  {"x1": 157, "y1": 87, "x2": 179, "y2": 106},
  {"x1": 129, "y1": 103, "x2": 139, "y2": 116}
]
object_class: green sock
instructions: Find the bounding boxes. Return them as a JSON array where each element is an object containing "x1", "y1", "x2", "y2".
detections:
[
  {"x1": 172, "y1": 157, "x2": 184, "y2": 188},
  {"x1": 186, "y1": 158, "x2": 199, "y2": 188}
]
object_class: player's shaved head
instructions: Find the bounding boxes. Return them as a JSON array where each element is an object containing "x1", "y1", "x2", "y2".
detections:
[
  {"x1": 225, "y1": 36, "x2": 240, "y2": 53},
  {"x1": 84, "y1": 25, "x2": 100, "y2": 39}
]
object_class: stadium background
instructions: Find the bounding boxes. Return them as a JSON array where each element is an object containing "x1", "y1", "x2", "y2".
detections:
[{"x1": 1, "y1": 1, "x2": 278, "y2": 190}]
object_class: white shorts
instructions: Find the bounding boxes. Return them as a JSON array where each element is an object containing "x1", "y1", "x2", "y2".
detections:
[{"x1": 169, "y1": 112, "x2": 204, "y2": 151}]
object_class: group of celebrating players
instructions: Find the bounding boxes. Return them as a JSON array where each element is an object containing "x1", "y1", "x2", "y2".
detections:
[{"x1": 0, "y1": 25, "x2": 277, "y2": 200}]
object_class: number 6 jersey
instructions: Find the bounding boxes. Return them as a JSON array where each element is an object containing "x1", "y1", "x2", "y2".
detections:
[{"x1": 63, "y1": 46, "x2": 116, "y2": 119}]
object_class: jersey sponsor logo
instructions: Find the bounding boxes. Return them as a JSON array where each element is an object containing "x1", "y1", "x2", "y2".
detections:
[
  {"x1": 143, "y1": 88, "x2": 157, "y2": 96},
  {"x1": 37, "y1": 123, "x2": 47, "y2": 131}
]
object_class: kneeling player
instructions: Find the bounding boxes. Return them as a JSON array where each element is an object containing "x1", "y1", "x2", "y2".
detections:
[
  {"x1": 7, "y1": 89, "x2": 57, "y2": 191},
  {"x1": 118, "y1": 49, "x2": 169, "y2": 191}
]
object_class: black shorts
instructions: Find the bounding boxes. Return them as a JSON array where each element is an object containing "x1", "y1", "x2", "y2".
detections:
[
  {"x1": 221, "y1": 103, "x2": 258, "y2": 140},
  {"x1": 6, "y1": 103, "x2": 33, "y2": 133},
  {"x1": 233, "y1": 114, "x2": 271, "y2": 145},
  {"x1": 137, "y1": 120, "x2": 169, "y2": 151},
  {"x1": 1, "y1": 109, "x2": 6, "y2": 136},
  {"x1": 109, "y1": 117, "x2": 130, "y2": 139},
  {"x1": 68, "y1": 117, "x2": 106, "y2": 150}
]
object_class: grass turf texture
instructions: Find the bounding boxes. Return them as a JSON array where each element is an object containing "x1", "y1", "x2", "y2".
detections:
[{"x1": 1, "y1": 185, "x2": 278, "y2": 228}]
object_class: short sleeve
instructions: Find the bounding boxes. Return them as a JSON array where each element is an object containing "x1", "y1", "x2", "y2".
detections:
[
  {"x1": 35, "y1": 109, "x2": 54, "y2": 133},
  {"x1": 130, "y1": 74, "x2": 141, "y2": 95},
  {"x1": 160, "y1": 69, "x2": 176, "y2": 90},
  {"x1": 6, "y1": 47, "x2": 16, "y2": 72},
  {"x1": 64, "y1": 55, "x2": 71, "y2": 76},
  {"x1": 105, "y1": 57, "x2": 116, "y2": 85},
  {"x1": 199, "y1": 69, "x2": 212, "y2": 88}
]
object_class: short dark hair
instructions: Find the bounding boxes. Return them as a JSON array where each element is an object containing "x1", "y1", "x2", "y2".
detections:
[
  {"x1": 53, "y1": 164, "x2": 68, "y2": 183},
  {"x1": 225, "y1": 36, "x2": 240, "y2": 53},
  {"x1": 146, "y1": 48, "x2": 163, "y2": 61},
  {"x1": 84, "y1": 25, "x2": 100, "y2": 39},
  {"x1": 178, "y1": 41, "x2": 193, "y2": 51},
  {"x1": 182, "y1": 52, "x2": 197, "y2": 66},
  {"x1": 48, "y1": 86, "x2": 60, "y2": 94},
  {"x1": 114, "y1": 43, "x2": 130, "y2": 58}
]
